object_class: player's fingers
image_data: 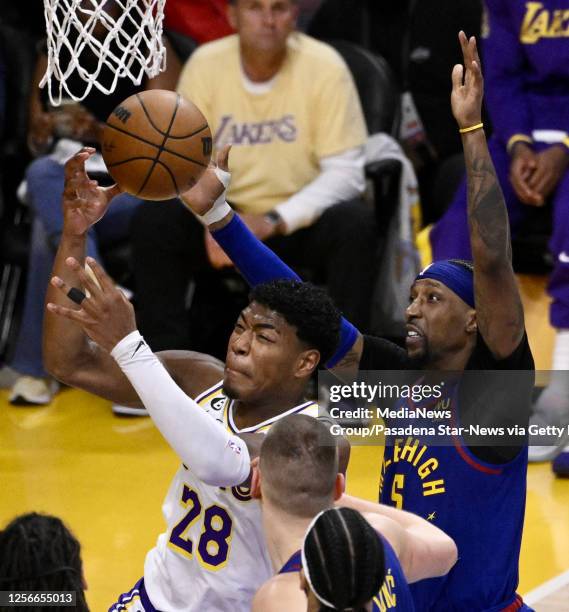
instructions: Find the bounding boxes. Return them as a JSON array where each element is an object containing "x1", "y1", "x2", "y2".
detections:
[
  {"x1": 471, "y1": 60, "x2": 482, "y2": 84},
  {"x1": 216, "y1": 144, "x2": 232, "y2": 171},
  {"x1": 103, "y1": 183, "x2": 122, "y2": 201},
  {"x1": 527, "y1": 165, "x2": 545, "y2": 190},
  {"x1": 532, "y1": 172, "x2": 553, "y2": 199},
  {"x1": 84, "y1": 256, "x2": 115, "y2": 293},
  {"x1": 458, "y1": 30, "x2": 469, "y2": 65},
  {"x1": 46, "y1": 301, "x2": 92, "y2": 324},
  {"x1": 451, "y1": 64, "x2": 464, "y2": 91},
  {"x1": 64, "y1": 147, "x2": 95, "y2": 180},
  {"x1": 471, "y1": 36, "x2": 482, "y2": 68},
  {"x1": 48, "y1": 272, "x2": 87, "y2": 308}
]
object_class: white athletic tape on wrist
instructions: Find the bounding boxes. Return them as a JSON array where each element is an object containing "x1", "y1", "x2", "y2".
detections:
[{"x1": 199, "y1": 166, "x2": 232, "y2": 225}]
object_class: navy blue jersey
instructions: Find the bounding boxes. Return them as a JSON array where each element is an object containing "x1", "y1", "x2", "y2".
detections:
[
  {"x1": 279, "y1": 550, "x2": 302, "y2": 574},
  {"x1": 380, "y1": 427, "x2": 527, "y2": 611},
  {"x1": 364, "y1": 333, "x2": 534, "y2": 611}
]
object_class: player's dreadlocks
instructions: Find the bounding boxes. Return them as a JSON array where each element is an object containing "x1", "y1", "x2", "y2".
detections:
[
  {"x1": 302, "y1": 507, "x2": 385, "y2": 612},
  {"x1": 0, "y1": 513, "x2": 88, "y2": 611},
  {"x1": 250, "y1": 279, "x2": 341, "y2": 365}
]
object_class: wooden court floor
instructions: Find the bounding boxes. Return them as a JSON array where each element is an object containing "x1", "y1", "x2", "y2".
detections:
[{"x1": 1, "y1": 275, "x2": 568, "y2": 610}]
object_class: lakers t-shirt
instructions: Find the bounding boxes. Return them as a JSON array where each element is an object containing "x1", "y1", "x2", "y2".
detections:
[{"x1": 177, "y1": 33, "x2": 367, "y2": 214}]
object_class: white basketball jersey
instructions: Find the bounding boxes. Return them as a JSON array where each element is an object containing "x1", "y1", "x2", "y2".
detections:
[{"x1": 143, "y1": 382, "x2": 320, "y2": 611}]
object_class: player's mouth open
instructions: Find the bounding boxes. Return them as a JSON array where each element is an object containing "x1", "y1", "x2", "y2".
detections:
[{"x1": 406, "y1": 325, "x2": 424, "y2": 346}]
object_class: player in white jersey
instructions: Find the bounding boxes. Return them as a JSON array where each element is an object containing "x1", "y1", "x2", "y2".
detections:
[{"x1": 43, "y1": 149, "x2": 348, "y2": 611}]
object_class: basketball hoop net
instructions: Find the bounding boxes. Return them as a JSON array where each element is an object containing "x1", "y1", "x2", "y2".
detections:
[{"x1": 41, "y1": 0, "x2": 166, "y2": 106}]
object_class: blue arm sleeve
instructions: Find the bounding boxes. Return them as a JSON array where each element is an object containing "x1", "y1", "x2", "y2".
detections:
[{"x1": 211, "y1": 214, "x2": 359, "y2": 368}]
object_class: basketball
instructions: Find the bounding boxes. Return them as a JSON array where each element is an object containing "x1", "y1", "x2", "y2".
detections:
[{"x1": 101, "y1": 90, "x2": 212, "y2": 200}]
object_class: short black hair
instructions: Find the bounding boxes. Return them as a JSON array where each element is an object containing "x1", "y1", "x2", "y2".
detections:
[
  {"x1": 303, "y1": 507, "x2": 386, "y2": 612},
  {"x1": 0, "y1": 513, "x2": 88, "y2": 611},
  {"x1": 260, "y1": 414, "x2": 338, "y2": 517},
  {"x1": 249, "y1": 280, "x2": 341, "y2": 364}
]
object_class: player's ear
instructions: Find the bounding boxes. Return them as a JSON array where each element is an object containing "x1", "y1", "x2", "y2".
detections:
[
  {"x1": 295, "y1": 349, "x2": 320, "y2": 379},
  {"x1": 333, "y1": 473, "x2": 345, "y2": 501},
  {"x1": 250, "y1": 460, "x2": 262, "y2": 499},
  {"x1": 465, "y1": 309, "x2": 477, "y2": 335}
]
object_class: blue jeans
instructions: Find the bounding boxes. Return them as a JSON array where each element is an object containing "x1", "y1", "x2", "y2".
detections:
[{"x1": 10, "y1": 156, "x2": 143, "y2": 378}]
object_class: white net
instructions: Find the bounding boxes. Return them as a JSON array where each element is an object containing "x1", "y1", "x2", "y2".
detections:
[{"x1": 41, "y1": 0, "x2": 166, "y2": 106}]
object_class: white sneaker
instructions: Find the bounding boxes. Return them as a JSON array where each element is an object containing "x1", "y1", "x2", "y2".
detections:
[
  {"x1": 112, "y1": 404, "x2": 148, "y2": 417},
  {"x1": 9, "y1": 376, "x2": 59, "y2": 406}
]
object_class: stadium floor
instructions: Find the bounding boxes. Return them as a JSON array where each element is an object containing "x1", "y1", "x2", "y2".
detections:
[{"x1": 1, "y1": 275, "x2": 568, "y2": 610}]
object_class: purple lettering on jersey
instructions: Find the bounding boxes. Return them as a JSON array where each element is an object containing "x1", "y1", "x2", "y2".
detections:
[
  {"x1": 279, "y1": 115, "x2": 297, "y2": 142},
  {"x1": 214, "y1": 115, "x2": 233, "y2": 146},
  {"x1": 214, "y1": 115, "x2": 298, "y2": 146}
]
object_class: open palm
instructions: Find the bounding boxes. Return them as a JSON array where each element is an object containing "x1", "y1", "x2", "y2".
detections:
[
  {"x1": 63, "y1": 148, "x2": 121, "y2": 236},
  {"x1": 451, "y1": 31, "x2": 484, "y2": 129}
]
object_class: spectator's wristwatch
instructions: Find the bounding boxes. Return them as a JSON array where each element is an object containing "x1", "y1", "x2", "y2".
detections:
[{"x1": 264, "y1": 210, "x2": 282, "y2": 226}]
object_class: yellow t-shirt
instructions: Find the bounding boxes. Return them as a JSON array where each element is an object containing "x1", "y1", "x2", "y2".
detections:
[{"x1": 177, "y1": 33, "x2": 367, "y2": 215}]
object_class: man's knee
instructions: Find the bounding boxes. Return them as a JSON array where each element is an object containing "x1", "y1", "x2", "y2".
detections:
[{"x1": 25, "y1": 156, "x2": 63, "y2": 186}]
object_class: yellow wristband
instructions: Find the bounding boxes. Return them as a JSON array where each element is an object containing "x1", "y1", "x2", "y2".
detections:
[{"x1": 459, "y1": 122, "x2": 484, "y2": 134}]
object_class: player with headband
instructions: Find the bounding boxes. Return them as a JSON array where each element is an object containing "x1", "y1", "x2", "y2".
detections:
[{"x1": 182, "y1": 33, "x2": 535, "y2": 611}]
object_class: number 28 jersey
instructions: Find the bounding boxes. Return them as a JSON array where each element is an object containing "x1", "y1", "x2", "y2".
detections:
[{"x1": 143, "y1": 381, "x2": 320, "y2": 611}]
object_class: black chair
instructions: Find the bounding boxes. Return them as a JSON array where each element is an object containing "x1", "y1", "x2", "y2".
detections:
[{"x1": 325, "y1": 40, "x2": 402, "y2": 230}]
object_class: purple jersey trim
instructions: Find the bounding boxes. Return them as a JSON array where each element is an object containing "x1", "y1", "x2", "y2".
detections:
[
  {"x1": 109, "y1": 578, "x2": 159, "y2": 612},
  {"x1": 279, "y1": 550, "x2": 302, "y2": 574}
]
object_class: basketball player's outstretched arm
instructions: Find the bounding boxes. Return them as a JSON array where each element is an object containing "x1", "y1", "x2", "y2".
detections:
[
  {"x1": 43, "y1": 149, "x2": 224, "y2": 405},
  {"x1": 452, "y1": 32, "x2": 525, "y2": 359}
]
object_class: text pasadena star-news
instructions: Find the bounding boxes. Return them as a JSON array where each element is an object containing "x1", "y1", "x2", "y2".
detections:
[{"x1": 329, "y1": 423, "x2": 569, "y2": 438}]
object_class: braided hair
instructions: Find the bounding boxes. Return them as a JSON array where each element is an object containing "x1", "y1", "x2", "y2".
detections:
[
  {"x1": 0, "y1": 513, "x2": 88, "y2": 611},
  {"x1": 302, "y1": 507, "x2": 385, "y2": 612}
]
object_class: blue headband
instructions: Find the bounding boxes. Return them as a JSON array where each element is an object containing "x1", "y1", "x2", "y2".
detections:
[{"x1": 416, "y1": 261, "x2": 475, "y2": 308}]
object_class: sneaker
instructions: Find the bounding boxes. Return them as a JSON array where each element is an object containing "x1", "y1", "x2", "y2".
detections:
[
  {"x1": 112, "y1": 404, "x2": 148, "y2": 417},
  {"x1": 9, "y1": 376, "x2": 59, "y2": 406},
  {"x1": 528, "y1": 390, "x2": 569, "y2": 462},
  {"x1": 552, "y1": 445, "x2": 569, "y2": 477}
]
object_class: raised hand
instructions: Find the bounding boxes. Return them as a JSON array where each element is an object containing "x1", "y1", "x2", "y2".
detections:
[
  {"x1": 180, "y1": 144, "x2": 231, "y2": 216},
  {"x1": 62, "y1": 147, "x2": 122, "y2": 237},
  {"x1": 451, "y1": 31, "x2": 483, "y2": 130},
  {"x1": 47, "y1": 256, "x2": 136, "y2": 352}
]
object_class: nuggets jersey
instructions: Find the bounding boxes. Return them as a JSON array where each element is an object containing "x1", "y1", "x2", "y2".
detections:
[
  {"x1": 380, "y1": 388, "x2": 528, "y2": 611},
  {"x1": 372, "y1": 537, "x2": 415, "y2": 612},
  {"x1": 143, "y1": 382, "x2": 320, "y2": 611}
]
